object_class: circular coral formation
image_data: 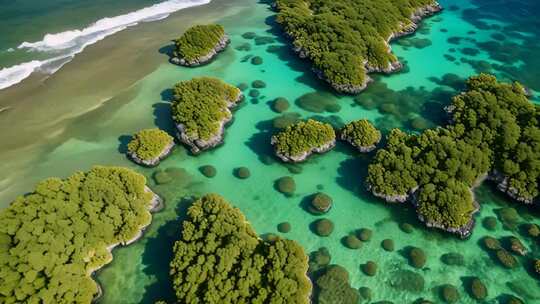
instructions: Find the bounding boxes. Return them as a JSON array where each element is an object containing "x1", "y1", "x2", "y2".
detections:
[
  {"x1": 441, "y1": 284, "x2": 459, "y2": 303},
  {"x1": 389, "y1": 270, "x2": 425, "y2": 293},
  {"x1": 508, "y1": 237, "x2": 527, "y2": 256},
  {"x1": 242, "y1": 32, "x2": 257, "y2": 39},
  {"x1": 409, "y1": 247, "x2": 427, "y2": 269},
  {"x1": 482, "y1": 236, "x2": 501, "y2": 251},
  {"x1": 272, "y1": 113, "x2": 301, "y2": 129},
  {"x1": 498, "y1": 207, "x2": 520, "y2": 230},
  {"x1": 441, "y1": 252, "x2": 464, "y2": 266},
  {"x1": 358, "y1": 228, "x2": 372, "y2": 241},
  {"x1": 295, "y1": 91, "x2": 339, "y2": 113},
  {"x1": 277, "y1": 222, "x2": 291, "y2": 233},
  {"x1": 496, "y1": 249, "x2": 518, "y2": 268},
  {"x1": 482, "y1": 216, "x2": 498, "y2": 231},
  {"x1": 199, "y1": 165, "x2": 217, "y2": 178},
  {"x1": 358, "y1": 287, "x2": 372, "y2": 302},
  {"x1": 309, "y1": 192, "x2": 333, "y2": 214},
  {"x1": 275, "y1": 176, "x2": 296, "y2": 196},
  {"x1": 526, "y1": 223, "x2": 540, "y2": 237},
  {"x1": 251, "y1": 80, "x2": 266, "y2": 88},
  {"x1": 153, "y1": 170, "x2": 173, "y2": 185},
  {"x1": 325, "y1": 104, "x2": 341, "y2": 113},
  {"x1": 272, "y1": 97, "x2": 290, "y2": 113},
  {"x1": 251, "y1": 56, "x2": 263, "y2": 65},
  {"x1": 362, "y1": 261, "x2": 377, "y2": 276},
  {"x1": 234, "y1": 167, "x2": 251, "y2": 179},
  {"x1": 469, "y1": 277, "x2": 487, "y2": 300},
  {"x1": 381, "y1": 239, "x2": 395, "y2": 252},
  {"x1": 314, "y1": 218, "x2": 334, "y2": 237},
  {"x1": 237, "y1": 82, "x2": 249, "y2": 91},
  {"x1": 400, "y1": 223, "x2": 414, "y2": 233},
  {"x1": 249, "y1": 89, "x2": 260, "y2": 98},
  {"x1": 344, "y1": 234, "x2": 362, "y2": 249}
]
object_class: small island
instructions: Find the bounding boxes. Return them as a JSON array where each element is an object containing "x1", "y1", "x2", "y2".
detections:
[
  {"x1": 274, "y1": 0, "x2": 442, "y2": 93},
  {"x1": 127, "y1": 128, "x2": 175, "y2": 167},
  {"x1": 169, "y1": 194, "x2": 311, "y2": 303},
  {"x1": 0, "y1": 166, "x2": 161, "y2": 303},
  {"x1": 340, "y1": 119, "x2": 381, "y2": 152},
  {"x1": 171, "y1": 77, "x2": 243, "y2": 154},
  {"x1": 367, "y1": 74, "x2": 539, "y2": 238},
  {"x1": 170, "y1": 24, "x2": 230, "y2": 66},
  {"x1": 271, "y1": 119, "x2": 336, "y2": 162}
]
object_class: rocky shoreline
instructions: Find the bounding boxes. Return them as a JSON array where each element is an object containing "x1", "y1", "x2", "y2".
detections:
[
  {"x1": 176, "y1": 91, "x2": 243, "y2": 154},
  {"x1": 127, "y1": 141, "x2": 175, "y2": 167},
  {"x1": 282, "y1": 2, "x2": 442, "y2": 94},
  {"x1": 170, "y1": 34, "x2": 230, "y2": 67},
  {"x1": 339, "y1": 132, "x2": 380, "y2": 153},
  {"x1": 271, "y1": 138, "x2": 336, "y2": 163},
  {"x1": 91, "y1": 187, "x2": 163, "y2": 302},
  {"x1": 488, "y1": 170, "x2": 535, "y2": 204}
]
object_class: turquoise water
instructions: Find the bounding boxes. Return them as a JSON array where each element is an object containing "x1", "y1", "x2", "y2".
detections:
[{"x1": 1, "y1": 0, "x2": 539, "y2": 303}]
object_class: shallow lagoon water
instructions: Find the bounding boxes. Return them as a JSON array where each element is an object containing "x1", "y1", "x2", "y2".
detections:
[{"x1": 0, "y1": 0, "x2": 539, "y2": 303}]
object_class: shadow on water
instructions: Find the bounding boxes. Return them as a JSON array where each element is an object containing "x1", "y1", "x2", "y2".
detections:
[
  {"x1": 158, "y1": 43, "x2": 175, "y2": 58},
  {"x1": 160, "y1": 88, "x2": 174, "y2": 103},
  {"x1": 152, "y1": 102, "x2": 176, "y2": 136},
  {"x1": 139, "y1": 196, "x2": 196, "y2": 304},
  {"x1": 118, "y1": 135, "x2": 131, "y2": 154}
]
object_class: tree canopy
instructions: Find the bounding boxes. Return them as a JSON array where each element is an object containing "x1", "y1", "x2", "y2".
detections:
[
  {"x1": 340, "y1": 119, "x2": 381, "y2": 150},
  {"x1": 367, "y1": 74, "x2": 539, "y2": 234},
  {"x1": 173, "y1": 24, "x2": 226, "y2": 62},
  {"x1": 169, "y1": 194, "x2": 311, "y2": 303},
  {"x1": 171, "y1": 77, "x2": 241, "y2": 142},
  {"x1": 271, "y1": 119, "x2": 336, "y2": 158},
  {"x1": 0, "y1": 166, "x2": 155, "y2": 303},
  {"x1": 127, "y1": 128, "x2": 174, "y2": 162},
  {"x1": 274, "y1": 0, "x2": 438, "y2": 92}
]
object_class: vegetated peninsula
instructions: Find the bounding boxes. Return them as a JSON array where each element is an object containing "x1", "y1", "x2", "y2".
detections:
[
  {"x1": 170, "y1": 24, "x2": 229, "y2": 67},
  {"x1": 0, "y1": 166, "x2": 161, "y2": 303},
  {"x1": 366, "y1": 74, "x2": 539, "y2": 238},
  {"x1": 273, "y1": 0, "x2": 442, "y2": 93},
  {"x1": 168, "y1": 194, "x2": 311, "y2": 303},
  {"x1": 340, "y1": 119, "x2": 381, "y2": 152},
  {"x1": 271, "y1": 119, "x2": 336, "y2": 162},
  {"x1": 127, "y1": 128, "x2": 175, "y2": 167},
  {"x1": 171, "y1": 77, "x2": 243, "y2": 154}
]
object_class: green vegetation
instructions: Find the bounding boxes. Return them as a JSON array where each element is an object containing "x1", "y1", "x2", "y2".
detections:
[
  {"x1": 534, "y1": 259, "x2": 540, "y2": 276},
  {"x1": 0, "y1": 166, "x2": 156, "y2": 303},
  {"x1": 340, "y1": 119, "x2": 381, "y2": 151},
  {"x1": 169, "y1": 194, "x2": 311, "y2": 303},
  {"x1": 362, "y1": 261, "x2": 378, "y2": 276},
  {"x1": 314, "y1": 218, "x2": 334, "y2": 237},
  {"x1": 171, "y1": 77, "x2": 241, "y2": 151},
  {"x1": 173, "y1": 24, "x2": 226, "y2": 63},
  {"x1": 127, "y1": 128, "x2": 174, "y2": 164},
  {"x1": 274, "y1": 0, "x2": 439, "y2": 92},
  {"x1": 271, "y1": 119, "x2": 336, "y2": 161},
  {"x1": 315, "y1": 265, "x2": 359, "y2": 304},
  {"x1": 367, "y1": 74, "x2": 540, "y2": 236}
]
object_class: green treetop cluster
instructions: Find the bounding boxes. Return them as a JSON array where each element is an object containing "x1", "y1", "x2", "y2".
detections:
[
  {"x1": 0, "y1": 166, "x2": 154, "y2": 303},
  {"x1": 127, "y1": 128, "x2": 174, "y2": 161},
  {"x1": 367, "y1": 74, "x2": 539, "y2": 232},
  {"x1": 173, "y1": 24, "x2": 225, "y2": 61},
  {"x1": 274, "y1": 0, "x2": 437, "y2": 90},
  {"x1": 340, "y1": 119, "x2": 381, "y2": 149},
  {"x1": 171, "y1": 77, "x2": 241, "y2": 141},
  {"x1": 169, "y1": 194, "x2": 311, "y2": 303},
  {"x1": 272, "y1": 119, "x2": 336, "y2": 157}
]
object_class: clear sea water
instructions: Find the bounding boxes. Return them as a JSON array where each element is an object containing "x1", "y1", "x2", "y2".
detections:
[{"x1": 0, "y1": 0, "x2": 539, "y2": 303}]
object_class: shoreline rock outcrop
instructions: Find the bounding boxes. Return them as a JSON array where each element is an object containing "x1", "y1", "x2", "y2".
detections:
[
  {"x1": 176, "y1": 90, "x2": 243, "y2": 154},
  {"x1": 170, "y1": 34, "x2": 230, "y2": 67},
  {"x1": 128, "y1": 141, "x2": 175, "y2": 167}
]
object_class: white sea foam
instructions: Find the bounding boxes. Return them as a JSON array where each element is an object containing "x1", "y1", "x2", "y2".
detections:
[{"x1": 0, "y1": 0, "x2": 210, "y2": 91}]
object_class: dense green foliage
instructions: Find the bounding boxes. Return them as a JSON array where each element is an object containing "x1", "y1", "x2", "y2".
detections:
[
  {"x1": 174, "y1": 24, "x2": 225, "y2": 61},
  {"x1": 367, "y1": 74, "x2": 539, "y2": 231},
  {"x1": 272, "y1": 119, "x2": 335, "y2": 157},
  {"x1": 127, "y1": 128, "x2": 174, "y2": 161},
  {"x1": 0, "y1": 166, "x2": 154, "y2": 303},
  {"x1": 340, "y1": 119, "x2": 381, "y2": 148},
  {"x1": 169, "y1": 194, "x2": 311, "y2": 303},
  {"x1": 274, "y1": 0, "x2": 436, "y2": 89},
  {"x1": 315, "y1": 265, "x2": 359, "y2": 304},
  {"x1": 171, "y1": 77, "x2": 241, "y2": 141}
]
